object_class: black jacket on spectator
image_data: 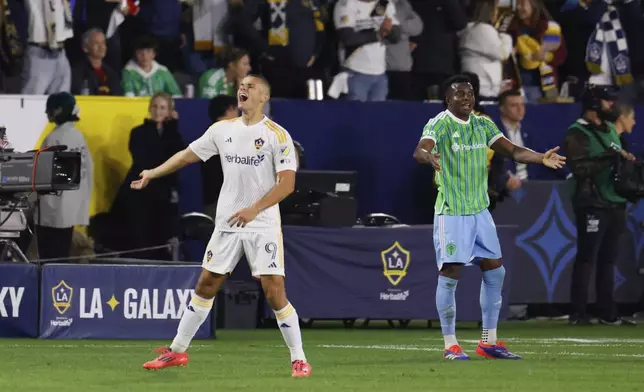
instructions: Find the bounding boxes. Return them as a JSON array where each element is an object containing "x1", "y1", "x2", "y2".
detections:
[
  {"x1": 488, "y1": 152, "x2": 510, "y2": 212},
  {"x1": 110, "y1": 119, "x2": 185, "y2": 260},
  {"x1": 201, "y1": 157, "x2": 224, "y2": 208},
  {"x1": 71, "y1": 59, "x2": 124, "y2": 96},
  {"x1": 229, "y1": 0, "x2": 325, "y2": 69},
  {"x1": 409, "y1": 0, "x2": 467, "y2": 77}
]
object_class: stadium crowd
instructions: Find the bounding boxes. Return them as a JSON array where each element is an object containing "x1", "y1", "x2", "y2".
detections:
[{"x1": 1, "y1": 0, "x2": 644, "y2": 103}]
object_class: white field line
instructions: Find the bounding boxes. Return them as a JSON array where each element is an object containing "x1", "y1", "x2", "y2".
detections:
[
  {"x1": 317, "y1": 344, "x2": 644, "y2": 359},
  {"x1": 420, "y1": 338, "x2": 644, "y2": 344}
]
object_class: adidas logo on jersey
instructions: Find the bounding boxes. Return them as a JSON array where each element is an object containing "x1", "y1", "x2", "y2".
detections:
[
  {"x1": 224, "y1": 153, "x2": 265, "y2": 166},
  {"x1": 268, "y1": 262, "x2": 277, "y2": 268},
  {"x1": 279, "y1": 323, "x2": 290, "y2": 328},
  {"x1": 452, "y1": 132, "x2": 460, "y2": 138},
  {"x1": 226, "y1": 137, "x2": 232, "y2": 143}
]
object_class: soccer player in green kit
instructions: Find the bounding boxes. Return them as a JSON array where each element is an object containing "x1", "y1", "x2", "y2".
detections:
[{"x1": 413, "y1": 75, "x2": 566, "y2": 360}]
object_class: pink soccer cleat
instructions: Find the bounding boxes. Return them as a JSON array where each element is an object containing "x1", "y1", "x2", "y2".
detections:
[
  {"x1": 291, "y1": 360, "x2": 312, "y2": 377},
  {"x1": 143, "y1": 347, "x2": 189, "y2": 370}
]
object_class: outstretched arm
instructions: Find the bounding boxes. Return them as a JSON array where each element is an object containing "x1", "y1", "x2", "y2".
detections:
[
  {"x1": 490, "y1": 136, "x2": 543, "y2": 164},
  {"x1": 490, "y1": 136, "x2": 566, "y2": 169},
  {"x1": 131, "y1": 147, "x2": 201, "y2": 189},
  {"x1": 149, "y1": 148, "x2": 201, "y2": 179}
]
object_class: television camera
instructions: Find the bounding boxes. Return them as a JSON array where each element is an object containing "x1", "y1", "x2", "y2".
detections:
[{"x1": 0, "y1": 128, "x2": 81, "y2": 262}]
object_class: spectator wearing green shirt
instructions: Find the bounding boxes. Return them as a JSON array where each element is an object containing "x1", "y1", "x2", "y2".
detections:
[
  {"x1": 122, "y1": 36, "x2": 182, "y2": 97},
  {"x1": 197, "y1": 48, "x2": 251, "y2": 98}
]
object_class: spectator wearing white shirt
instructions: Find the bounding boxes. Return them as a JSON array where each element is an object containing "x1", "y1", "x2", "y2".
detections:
[
  {"x1": 334, "y1": 0, "x2": 402, "y2": 101},
  {"x1": 21, "y1": 0, "x2": 73, "y2": 94},
  {"x1": 458, "y1": 0, "x2": 513, "y2": 101}
]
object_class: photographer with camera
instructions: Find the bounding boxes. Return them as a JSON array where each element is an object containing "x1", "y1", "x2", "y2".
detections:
[
  {"x1": 563, "y1": 85, "x2": 635, "y2": 326},
  {"x1": 35, "y1": 92, "x2": 94, "y2": 261}
]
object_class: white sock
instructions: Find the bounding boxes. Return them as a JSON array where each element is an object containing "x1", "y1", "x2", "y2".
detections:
[
  {"x1": 170, "y1": 294, "x2": 214, "y2": 353},
  {"x1": 482, "y1": 328, "x2": 497, "y2": 345},
  {"x1": 274, "y1": 302, "x2": 306, "y2": 362},
  {"x1": 444, "y1": 334, "x2": 458, "y2": 349}
]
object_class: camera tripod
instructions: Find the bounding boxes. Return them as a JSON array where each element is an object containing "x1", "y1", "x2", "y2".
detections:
[
  {"x1": 0, "y1": 234, "x2": 30, "y2": 263},
  {"x1": 0, "y1": 198, "x2": 32, "y2": 264}
]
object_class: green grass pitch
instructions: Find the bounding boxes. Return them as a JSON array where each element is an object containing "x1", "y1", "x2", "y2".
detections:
[{"x1": 1, "y1": 321, "x2": 643, "y2": 392}]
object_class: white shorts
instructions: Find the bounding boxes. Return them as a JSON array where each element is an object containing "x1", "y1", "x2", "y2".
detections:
[{"x1": 202, "y1": 230, "x2": 285, "y2": 277}]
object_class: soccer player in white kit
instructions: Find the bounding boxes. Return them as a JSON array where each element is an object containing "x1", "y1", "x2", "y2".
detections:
[{"x1": 132, "y1": 75, "x2": 312, "y2": 377}]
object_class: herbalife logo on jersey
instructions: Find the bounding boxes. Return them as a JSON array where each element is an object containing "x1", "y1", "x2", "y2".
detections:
[
  {"x1": 451, "y1": 143, "x2": 486, "y2": 152},
  {"x1": 224, "y1": 154, "x2": 265, "y2": 166}
]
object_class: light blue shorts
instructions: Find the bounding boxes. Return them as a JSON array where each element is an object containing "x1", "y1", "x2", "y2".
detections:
[{"x1": 433, "y1": 209, "x2": 502, "y2": 271}]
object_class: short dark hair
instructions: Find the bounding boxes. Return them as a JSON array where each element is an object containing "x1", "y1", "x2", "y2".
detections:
[
  {"x1": 208, "y1": 95, "x2": 238, "y2": 122},
  {"x1": 134, "y1": 35, "x2": 157, "y2": 52},
  {"x1": 616, "y1": 101, "x2": 634, "y2": 117},
  {"x1": 220, "y1": 47, "x2": 249, "y2": 69},
  {"x1": 247, "y1": 74, "x2": 272, "y2": 96},
  {"x1": 498, "y1": 89, "x2": 523, "y2": 106}
]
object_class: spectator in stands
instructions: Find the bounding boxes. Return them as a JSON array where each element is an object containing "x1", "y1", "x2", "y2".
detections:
[
  {"x1": 201, "y1": 95, "x2": 238, "y2": 219},
  {"x1": 499, "y1": 89, "x2": 530, "y2": 181},
  {"x1": 409, "y1": 0, "x2": 467, "y2": 100},
  {"x1": 197, "y1": 48, "x2": 251, "y2": 99},
  {"x1": 36, "y1": 92, "x2": 93, "y2": 261},
  {"x1": 21, "y1": 0, "x2": 73, "y2": 94},
  {"x1": 385, "y1": 0, "x2": 423, "y2": 101},
  {"x1": 507, "y1": 0, "x2": 567, "y2": 103},
  {"x1": 122, "y1": 36, "x2": 182, "y2": 97},
  {"x1": 0, "y1": 0, "x2": 26, "y2": 94},
  {"x1": 229, "y1": 0, "x2": 326, "y2": 98},
  {"x1": 333, "y1": 0, "x2": 402, "y2": 102},
  {"x1": 559, "y1": 0, "x2": 642, "y2": 101},
  {"x1": 121, "y1": 93, "x2": 185, "y2": 260},
  {"x1": 135, "y1": 0, "x2": 182, "y2": 72},
  {"x1": 459, "y1": 0, "x2": 514, "y2": 101},
  {"x1": 614, "y1": 101, "x2": 635, "y2": 151},
  {"x1": 71, "y1": 28, "x2": 123, "y2": 96},
  {"x1": 70, "y1": 0, "x2": 134, "y2": 71}
]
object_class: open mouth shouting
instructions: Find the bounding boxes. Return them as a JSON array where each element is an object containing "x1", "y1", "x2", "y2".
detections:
[{"x1": 238, "y1": 92, "x2": 249, "y2": 103}]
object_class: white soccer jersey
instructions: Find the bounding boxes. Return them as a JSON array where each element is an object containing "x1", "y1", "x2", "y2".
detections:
[{"x1": 189, "y1": 116, "x2": 298, "y2": 232}]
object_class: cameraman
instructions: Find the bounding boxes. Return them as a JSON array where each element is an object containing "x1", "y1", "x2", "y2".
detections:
[
  {"x1": 563, "y1": 85, "x2": 634, "y2": 326},
  {"x1": 35, "y1": 92, "x2": 94, "y2": 261}
]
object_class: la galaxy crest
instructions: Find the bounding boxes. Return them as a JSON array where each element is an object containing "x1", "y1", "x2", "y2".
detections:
[
  {"x1": 52, "y1": 280, "x2": 73, "y2": 315},
  {"x1": 381, "y1": 241, "x2": 410, "y2": 286},
  {"x1": 254, "y1": 138, "x2": 265, "y2": 150}
]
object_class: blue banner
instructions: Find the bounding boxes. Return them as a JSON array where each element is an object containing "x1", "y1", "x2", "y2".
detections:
[
  {"x1": 40, "y1": 264, "x2": 213, "y2": 339},
  {"x1": 0, "y1": 263, "x2": 39, "y2": 337},
  {"x1": 267, "y1": 225, "x2": 516, "y2": 321}
]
